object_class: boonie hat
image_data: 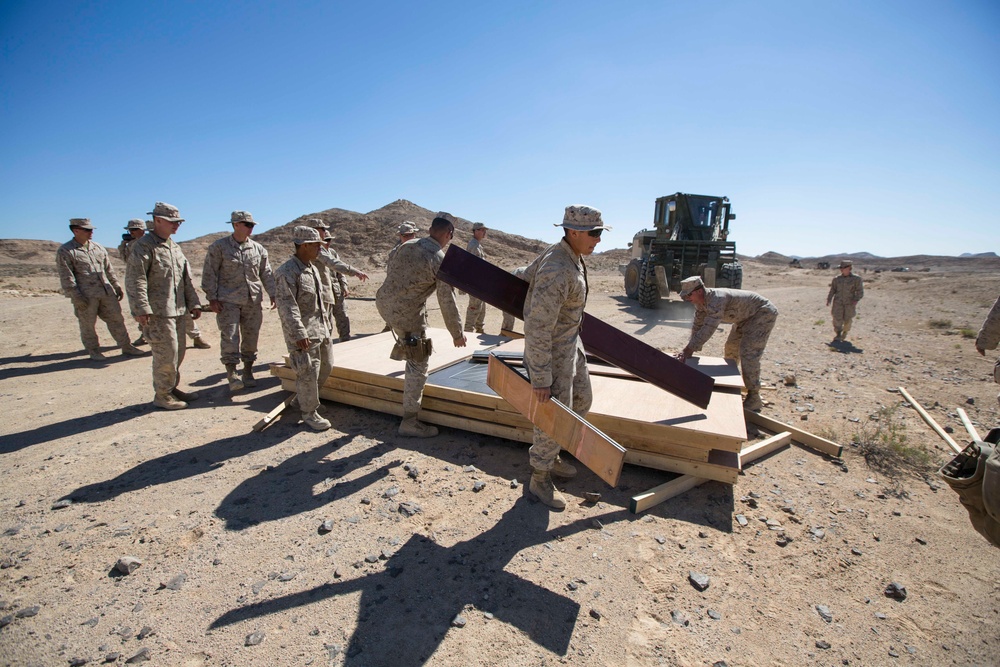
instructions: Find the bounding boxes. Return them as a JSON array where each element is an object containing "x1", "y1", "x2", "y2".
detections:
[
  {"x1": 230, "y1": 211, "x2": 256, "y2": 225},
  {"x1": 144, "y1": 220, "x2": 153, "y2": 231},
  {"x1": 124, "y1": 219, "x2": 145, "y2": 230},
  {"x1": 70, "y1": 218, "x2": 95, "y2": 230},
  {"x1": 148, "y1": 202, "x2": 184, "y2": 222},
  {"x1": 555, "y1": 205, "x2": 612, "y2": 231},
  {"x1": 306, "y1": 218, "x2": 329, "y2": 230},
  {"x1": 679, "y1": 276, "x2": 705, "y2": 298},
  {"x1": 398, "y1": 221, "x2": 419, "y2": 235},
  {"x1": 472, "y1": 222, "x2": 487, "y2": 231},
  {"x1": 293, "y1": 226, "x2": 323, "y2": 245},
  {"x1": 839, "y1": 259, "x2": 853, "y2": 269}
]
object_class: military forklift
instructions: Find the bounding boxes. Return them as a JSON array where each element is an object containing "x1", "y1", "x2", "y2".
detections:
[{"x1": 622, "y1": 192, "x2": 741, "y2": 307}]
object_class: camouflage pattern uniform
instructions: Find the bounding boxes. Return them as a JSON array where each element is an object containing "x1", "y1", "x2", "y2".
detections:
[
  {"x1": 125, "y1": 232, "x2": 202, "y2": 399},
  {"x1": 317, "y1": 245, "x2": 363, "y2": 340},
  {"x1": 500, "y1": 266, "x2": 528, "y2": 332},
  {"x1": 827, "y1": 272, "x2": 864, "y2": 339},
  {"x1": 463, "y1": 234, "x2": 487, "y2": 333},
  {"x1": 274, "y1": 255, "x2": 333, "y2": 416},
  {"x1": 523, "y1": 239, "x2": 592, "y2": 471},
  {"x1": 202, "y1": 234, "x2": 275, "y2": 367},
  {"x1": 56, "y1": 236, "x2": 132, "y2": 353},
  {"x1": 975, "y1": 296, "x2": 1000, "y2": 406},
  {"x1": 375, "y1": 236, "x2": 463, "y2": 417},
  {"x1": 686, "y1": 287, "x2": 778, "y2": 396}
]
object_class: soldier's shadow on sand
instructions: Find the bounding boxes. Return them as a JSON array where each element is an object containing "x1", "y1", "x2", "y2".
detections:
[
  {"x1": 211, "y1": 501, "x2": 631, "y2": 664},
  {"x1": 827, "y1": 339, "x2": 863, "y2": 354},
  {"x1": 0, "y1": 348, "x2": 146, "y2": 382}
]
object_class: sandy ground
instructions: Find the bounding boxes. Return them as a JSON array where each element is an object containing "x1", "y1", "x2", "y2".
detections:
[{"x1": 1, "y1": 259, "x2": 999, "y2": 667}]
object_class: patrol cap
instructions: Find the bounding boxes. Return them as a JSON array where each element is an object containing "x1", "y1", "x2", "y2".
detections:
[
  {"x1": 230, "y1": 211, "x2": 256, "y2": 225},
  {"x1": 472, "y1": 222, "x2": 487, "y2": 231},
  {"x1": 679, "y1": 276, "x2": 704, "y2": 298},
  {"x1": 555, "y1": 205, "x2": 612, "y2": 231},
  {"x1": 306, "y1": 218, "x2": 329, "y2": 230},
  {"x1": 148, "y1": 202, "x2": 184, "y2": 222},
  {"x1": 839, "y1": 259, "x2": 853, "y2": 268},
  {"x1": 69, "y1": 218, "x2": 95, "y2": 230},
  {"x1": 398, "y1": 221, "x2": 419, "y2": 235},
  {"x1": 144, "y1": 220, "x2": 153, "y2": 231},
  {"x1": 124, "y1": 219, "x2": 145, "y2": 230},
  {"x1": 293, "y1": 226, "x2": 323, "y2": 245}
]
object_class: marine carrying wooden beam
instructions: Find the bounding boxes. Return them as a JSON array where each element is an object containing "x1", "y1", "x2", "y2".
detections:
[{"x1": 437, "y1": 245, "x2": 715, "y2": 408}]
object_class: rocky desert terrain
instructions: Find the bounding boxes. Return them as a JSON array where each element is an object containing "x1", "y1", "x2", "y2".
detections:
[{"x1": 0, "y1": 201, "x2": 998, "y2": 667}]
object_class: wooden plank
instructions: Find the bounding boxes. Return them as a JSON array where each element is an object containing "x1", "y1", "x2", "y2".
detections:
[
  {"x1": 744, "y1": 411, "x2": 843, "y2": 458},
  {"x1": 252, "y1": 394, "x2": 295, "y2": 432},
  {"x1": 486, "y1": 355, "x2": 626, "y2": 487},
  {"x1": 438, "y1": 244, "x2": 715, "y2": 408},
  {"x1": 957, "y1": 407, "x2": 980, "y2": 442},
  {"x1": 738, "y1": 431, "x2": 792, "y2": 466},
  {"x1": 623, "y1": 449, "x2": 739, "y2": 484},
  {"x1": 898, "y1": 386, "x2": 963, "y2": 454}
]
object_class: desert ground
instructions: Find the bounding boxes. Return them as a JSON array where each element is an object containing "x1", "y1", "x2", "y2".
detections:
[{"x1": 1, "y1": 229, "x2": 999, "y2": 666}]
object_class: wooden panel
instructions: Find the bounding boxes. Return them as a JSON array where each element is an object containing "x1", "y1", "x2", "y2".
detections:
[{"x1": 487, "y1": 355, "x2": 626, "y2": 487}]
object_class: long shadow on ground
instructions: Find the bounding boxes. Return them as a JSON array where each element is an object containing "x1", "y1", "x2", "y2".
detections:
[{"x1": 211, "y1": 501, "x2": 632, "y2": 664}]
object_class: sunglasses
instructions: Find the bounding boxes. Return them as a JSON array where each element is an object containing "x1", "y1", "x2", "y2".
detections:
[{"x1": 586, "y1": 228, "x2": 603, "y2": 238}]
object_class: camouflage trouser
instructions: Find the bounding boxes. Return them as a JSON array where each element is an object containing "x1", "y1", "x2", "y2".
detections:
[
  {"x1": 287, "y1": 338, "x2": 334, "y2": 414},
  {"x1": 388, "y1": 326, "x2": 431, "y2": 416},
  {"x1": 146, "y1": 316, "x2": 187, "y2": 396},
  {"x1": 528, "y1": 346, "x2": 592, "y2": 471},
  {"x1": 500, "y1": 309, "x2": 516, "y2": 333},
  {"x1": 71, "y1": 295, "x2": 131, "y2": 351},
  {"x1": 831, "y1": 300, "x2": 858, "y2": 336},
  {"x1": 722, "y1": 305, "x2": 777, "y2": 393},
  {"x1": 217, "y1": 302, "x2": 263, "y2": 366},
  {"x1": 185, "y1": 313, "x2": 202, "y2": 339},
  {"x1": 464, "y1": 297, "x2": 486, "y2": 332},
  {"x1": 333, "y1": 291, "x2": 350, "y2": 339}
]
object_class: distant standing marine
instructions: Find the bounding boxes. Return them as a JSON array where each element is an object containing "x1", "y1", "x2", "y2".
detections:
[{"x1": 826, "y1": 259, "x2": 864, "y2": 341}]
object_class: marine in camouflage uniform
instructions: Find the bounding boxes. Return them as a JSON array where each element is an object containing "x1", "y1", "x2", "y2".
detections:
[
  {"x1": 826, "y1": 259, "x2": 864, "y2": 341},
  {"x1": 117, "y1": 219, "x2": 146, "y2": 261},
  {"x1": 522, "y1": 205, "x2": 609, "y2": 509},
  {"x1": 382, "y1": 222, "x2": 419, "y2": 332},
  {"x1": 125, "y1": 202, "x2": 203, "y2": 410},
  {"x1": 202, "y1": 211, "x2": 276, "y2": 393},
  {"x1": 312, "y1": 221, "x2": 369, "y2": 341},
  {"x1": 274, "y1": 226, "x2": 334, "y2": 431},
  {"x1": 500, "y1": 266, "x2": 528, "y2": 333},
  {"x1": 975, "y1": 295, "x2": 1000, "y2": 407},
  {"x1": 375, "y1": 214, "x2": 466, "y2": 437},
  {"x1": 678, "y1": 276, "x2": 778, "y2": 413},
  {"x1": 56, "y1": 218, "x2": 144, "y2": 360},
  {"x1": 463, "y1": 222, "x2": 489, "y2": 334}
]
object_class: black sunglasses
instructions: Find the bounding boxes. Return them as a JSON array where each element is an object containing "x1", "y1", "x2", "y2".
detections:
[{"x1": 587, "y1": 228, "x2": 603, "y2": 238}]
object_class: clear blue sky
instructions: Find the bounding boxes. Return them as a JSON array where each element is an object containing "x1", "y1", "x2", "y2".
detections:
[{"x1": 2, "y1": 1, "x2": 998, "y2": 257}]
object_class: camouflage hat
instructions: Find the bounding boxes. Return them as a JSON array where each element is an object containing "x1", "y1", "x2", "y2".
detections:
[
  {"x1": 293, "y1": 226, "x2": 323, "y2": 245},
  {"x1": 398, "y1": 221, "x2": 419, "y2": 235},
  {"x1": 839, "y1": 259, "x2": 853, "y2": 269},
  {"x1": 230, "y1": 211, "x2": 256, "y2": 225},
  {"x1": 679, "y1": 276, "x2": 704, "y2": 298},
  {"x1": 305, "y1": 218, "x2": 329, "y2": 230},
  {"x1": 472, "y1": 222, "x2": 487, "y2": 231},
  {"x1": 556, "y1": 205, "x2": 612, "y2": 231},
  {"x1": 144, "y1": 220, "x2": 153, "y2": 231},
  {"x1": 69, "y1": 218, "x2": 95, "y2": 230},
  {"x1": 124, "y1": 219, "x2": 145, "y2": 230},
  {"x1": 148, "y1": 202, "x2": 184, "y2": 222}
]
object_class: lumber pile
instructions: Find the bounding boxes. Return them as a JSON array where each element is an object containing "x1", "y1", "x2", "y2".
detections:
[{"x1": 270, "y1": 329, "x2": 749, "y2": 483}]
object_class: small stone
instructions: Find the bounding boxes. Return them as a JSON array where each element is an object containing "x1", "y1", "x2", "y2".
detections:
[
  {"x1": 707, "y1": 609, "x2": 722, "y2": 620},
  {"x1": 398, "y1": 502, "x2": 422, "y2": 517},
  {"x1": 383, "y1": 486, "x2": 400, "y2": 499},
  {"x1": 125, "y1": 648, "x2": 151, "y2": 663},
  {"x1": 407, "y1": 466, "x2": 419, "y2": 480},
  {"x1": 0, "y1": 614, "x2": 13, "y2": 628},
  {"x1": 51, "y1": 499, "x2": 72, "y2": 510},
  {"x1": 15, "y1": 606, "x2": 40, "y2": 618},
  {"x1": 914, "y1": 537, "x2": 926, "y2": 545},
  {"x1": 654, "y1": 536, "x2": 666, "y2": 545},
  {"x1": 451, "y1": 614, "x2": 467, "y2": 628},
  {"x1": 364, "y1": 554, "x2": 379, "y2": 563},
  {"x1": 277, "y1": 572, "x2": 297, "y2": 582},
  {"x1": 103, "y1": 653, "x2": 121, "y2": 664},
  {"x1": 688, "y1": 571, "x2": 710, "y2": 591},
  {"x1": 318, "y1": 520, "x2": 334, "y2": 534},
  {"x1": 473, "y1": 481, "x2": 486, "y2": 492},
  {"x1": 776, "y1": 535, "x2": 792, "y2": 547},
  {"x1": 783, "y1": 374, "x2": 796, "y2": 386},
  {"x1": 360, "y1": 497, "x2": 371, "y2": 505},
  {"x1": 462, "y1": 465, "x2": 477, "y2": 473},
  {"x1": 82, "y1": 617, "x2": 99, "y2": 628},
  {"x1": 735, "y1": 514, "x2": 748, "y2": 527},
  {"x1": 670, "y1": 610, "x2": 689, "y2": 626},
  {"x1": 69, "y1": 658, "x2": 89, "y2": 666},
  {"x1": 161, "y1": 573, "x2": 186, "y2": 590},
  {"x1": 816, "y1": 640, "x2": 831, "y2": 649},
  {"x1": 114, "y1": 556, "x2": 142, "y2": 575},
  {"x1": 567, "y1": 581, "x2": 579, "y2": 591},
  {"x1": 588, "y1": 608, "x2": 602, "y2": 621},
  {"x1": 884, "y1": 582, "x2": 907, "y2": 601},
  {"x1": 245, "y1": 631, "x2": 265, "y2": 646},
  {"x1": 815, "y1": 605, "x2": 833, "y2": 623},
  {"x1": 851, "y1": 548, "x2": 863, "y2": 556},
  {"x1": 509, "y1": 479, "x2": 519, "y2": 488},
  {"x1": 584, "y1": 492, "x2": 601, "y2": 503}
]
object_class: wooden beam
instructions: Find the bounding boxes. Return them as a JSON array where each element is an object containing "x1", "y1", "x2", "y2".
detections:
[
  {"x1": 252, "y1": 394, "x2": 295, "y2": 432},
  {"x1": 957, "y1": 407, "x2": 980, "y2": 442},
  {"x1": 738, "y1": 431, "x2": 792, "y2": 466},
  {"x1": 486, "y1": 355, "x2": 626, "y2": 487},
  {"x1": 744, "y1": 411, "x2": 842, "y2": 458},
  {"x1": 898, "y1": 386, "x2": 963, "y2": 454}
]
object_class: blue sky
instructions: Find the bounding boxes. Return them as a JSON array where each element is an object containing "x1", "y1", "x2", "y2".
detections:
[{"x1": 2, "y1": 1, "x2": 998, "y2": 257}]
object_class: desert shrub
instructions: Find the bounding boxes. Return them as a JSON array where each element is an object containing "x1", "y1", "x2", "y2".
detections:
[
  {"x1": 852, "y1": 406, "x2": 933, "y2": 497},
  {"x1": 960, "y1": 328, "x2": 977, "y2": 338},
  {"x1": 928, "y1": 318, "x2": 952, "y2": 329},
  {"x1": 814, "y1": 319, "x2": 825, "y2": 326}
]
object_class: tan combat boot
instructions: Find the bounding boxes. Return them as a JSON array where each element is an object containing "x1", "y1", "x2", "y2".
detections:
[
  {"x1": 172, "y1": 387, "x2": 200, "y2": 402},
  {"x1": 551, "y1": 455, "x2": 577, "y2": 479},
  {"x1": 153, "y1": 393, "x2": 187, "y2": 410},
  {"x1": 302, "y1": 410, "x2": 331, "y2": 431},
  {"x1": 241, "y1": 362, "x2": 257, "y2": 388},
  {"x1": 132, "y1": 334, "x2": 147, "y2": 346},
  {"x1": 225, "y1": 364, "x2": 244, "y2": 392},
  {"x1": 743, "y1": 390, "x2": 763, "y2": 413},
  {"x1": 88, "y1": 349, "x2": 106, "y2": 361},
  {"x1": 121, "y1": 343, "x2": 145, "y2": 356},
  {"x1": 398, "y1": 414, "x2": 439, "y2": 438},
  {"x1": 529, "y1": 469, "x2": 566, "y2": 510},
  {"x1": 192, "y1": 336, "x2": 212, "y2": 349}
]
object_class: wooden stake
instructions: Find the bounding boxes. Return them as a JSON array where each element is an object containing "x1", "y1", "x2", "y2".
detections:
[
  {"x1": 897, "y1": 386, "x2": 962, "y2": 454},
  {"x1": 744, "y1": 411, "x2": 842, "y2": 457},
  {"x1": 252, "y1": 393, "x2": 295, "y2": 432},
  {"x1": 957, "y1": 407, "x2": 980, "y2": 442}
]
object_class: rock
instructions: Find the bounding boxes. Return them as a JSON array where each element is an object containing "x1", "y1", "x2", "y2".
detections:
[
  {"x1": 51, "y1": 499, "x2": 72, "y2": 510},
  {"x1": 735, "y1": 514, "x2": 748, "y2": 527},
  {"x1": 136, "y1": 625, "x2": 154, "y2": 639},
  {"x1": 68, "y1": 657, "x2": 89, "y2": 666},
  {"x1": 451, "y1": 614, "x2": 466, "y2": 628},
  {"x1": 584, "y1": 492, "x2": 601, "y2": 503},
  {"x1": 0, "y1": 614, "x2": 12, "y2": 627},
  {"x1": 809, "y1": 527, "x2": 825, "y2": 539},
  {"x1": 707, "y1": 609, "x2": 722, "y2": 620},
  {"x1": 816, "y1": 640, "x2": 831, "y2": 649},
  {"x1": 567, "y1": 581, "x2": 579, "y2": 591},
  {"x1": 383, "y1": 486, "x2": 400, "y2": 498},
  {"x1": 125, "y1": 648, "x2": 151, "y2": 663},
  {"x1": 462, "y1": 465, "x2": 477, "y2": 473},
  {"x1": 783, "y1": 374, "x2": 796, "y2": 386},
  {"x1": 115, "y1": 556, "x2": 142, "y2": 575},
  {"x1": 509, "y1": 479, "x2": 519, "y2": 488},
  {"x1": 82, "y1": 617, "x2": 99, "y2": 628},
  {"x1": 588, "y1": 608, "x2": 602, "y2": 621},
  {"x1": 318, "y1": 520, "x2": 334, "y2": 534},
  {"x1": 406, "y1": 465, "x2": 419, "y2": 480},
  {"x1": 914, "y1": 537, "x2": 927, "y2": 545},
  {"x1": 245, "y1": 631, "x2": 265, "y2": 646},
  {"x1": 776, "y1": 535, "x2": 792, "y2": 547},
  {"x1": 884, "y1": 582, "x2": 907, "y2": 601},
  {"x1": 277, "y1": 572, "x2": 297, "y2": 582},
  {"x1": 398, "y1": 502, "x2": 422, "y2": 517},
  {"x1": 15, "y1": 605, "x2": 39, "y2": 618},
  {"x1": 966, "y1": 397, "x2": 975, "y2": 405},
  {"x1": 670, "y1": 610, "x2": 689, "y2": 626},
  {"x1": 103, "y1": 653, "x2": 121, "y2": 664},
  {"x1": 473, "y1": 481, "x2": 486, "y2": 492},
  {"x1": 364, "y1": 554, "x2": 379, "y2": 563},
  {"x1": 688, "y1": 571, "x2": 710, "y2": 591},
  {"x1": 654, "y1": 536, "x2": 666, "y2": 545},
  {"x1": 161, "y1": 573, "x2": 186, "y2": 590},
  {"x1": 815, "y1": 605, "x2": 833, "y2": 623}
]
